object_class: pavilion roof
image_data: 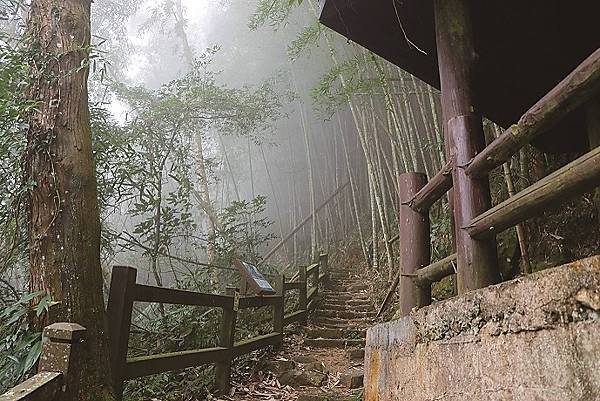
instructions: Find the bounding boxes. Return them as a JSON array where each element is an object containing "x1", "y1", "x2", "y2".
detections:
[{"x1": 319, "y1": 0, "x2": 600, "y2": 152}]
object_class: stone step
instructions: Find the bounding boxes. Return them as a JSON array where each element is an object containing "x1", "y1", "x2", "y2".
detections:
[
  {"x1": 304, "y1": 338, "x2": 366, "y2": 349},
  {"x1": 347, "y1": 348, "x2": 365, "y2": 360},
  {"x1": 319, "y1": 303, "x2": 373, "y2": 312},
  {"x1": 314, "y1": 321, "x2": 369, "y2": 330},
  {"x1": 312, "y1": 316, "x2": 372, "y2": 328},
  {"x1": 306, "y1": 328, "x2": 366, "y2": 339},
  {"x1": 340, "y1": 371, "x2": 364, "y2": 389},
  {"x1": 323, "y1": 292, "x2": 370, "y2": 300},
  {"x1": 328, "y1": 285, "x2": 369, "y2": 292},
  {"x1": 316, "y1": 309, "x2": 376, "y2": 319}
]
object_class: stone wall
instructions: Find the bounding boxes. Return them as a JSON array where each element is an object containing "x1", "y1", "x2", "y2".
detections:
[{"x1": 364, "y1": 256, "x2": 600, "y2": 401}]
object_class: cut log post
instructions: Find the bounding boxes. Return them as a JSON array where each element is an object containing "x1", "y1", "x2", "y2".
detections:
[
  {"x1": 466, "y1": 145, "x2": 600, "y2": 238},
  {"x1": 434, "y1": 0, "x2": 499, "y2": 293},
  {"x1": 415, "y1": 253, "x2": 457, "y2": 287},
  {"x1": 107, "y1": 266, "x2": 137, "y2": 400},
  {"x1": 466, "y1": 48, "x2": 600, "y2": 177},
  {"x1": 319, "y1": 253, "x2": 329, "y2": 283},
  {"x1": 215, "y1": 288, "x2": 237, "y2": 393},
  {"x1": 407, "y1": 160, "x2": 454, "y2": 214},
  {"x1": 398, "y1": 173, "x2": 431, "y2": 315},
  {"x1": 299, "y1": 266, "x2": 308, "y2": 324}
]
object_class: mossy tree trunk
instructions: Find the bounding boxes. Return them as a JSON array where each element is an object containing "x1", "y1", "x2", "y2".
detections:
[{"x1": 25, "y1": 0, "x2": 114, "y2": 400}]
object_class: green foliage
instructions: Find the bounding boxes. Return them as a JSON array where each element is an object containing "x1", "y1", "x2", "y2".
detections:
[
  {"x1": 0, "y1": 291, "x2": 51, "y2": 392},
  {"x1": 0, "y1": 36, "x2": 34, "y2": 276},
  {"x1": 287, "y1": 22, "x2": 322, "y2": 61},
  {"x1": 249, "y1": 0, "x2": 298, "y2": 31},
  {"x1": 310, "y1": 55, "x2": 378, "y2": 117},
  {"x1": 211, "y1": 195, "x2": 276, "y2": 266}
]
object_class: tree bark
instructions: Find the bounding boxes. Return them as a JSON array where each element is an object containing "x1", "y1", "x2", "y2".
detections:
[{"x1": 26, "y1": 0, "x2": 114, "y2": 399}]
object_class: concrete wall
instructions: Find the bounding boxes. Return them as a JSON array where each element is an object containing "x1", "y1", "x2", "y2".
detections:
[{"x1": 365, "y1": 256, "x2": 600, "y2": 401}]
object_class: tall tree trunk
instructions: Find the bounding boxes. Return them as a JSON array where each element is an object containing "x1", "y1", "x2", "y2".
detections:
[{"x1": 26, "y1": 0, "x2": 113, "y2": 399}]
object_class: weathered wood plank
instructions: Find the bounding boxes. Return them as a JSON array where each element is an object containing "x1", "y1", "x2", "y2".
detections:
[
  {"x1": 466, "y1": 48, "x2": 600, "y2": 177},
  {"x1": 124, "y1": 347, "x2": 228, "y2": 379},
  {"x1": 232, "y1": 332, "x2": 283, "y2": 357},
  {"x1": 238, "y1": 295, "x2": 279, "y2": 309},
  {"x1": 306, "y1": 263, "x2": 319, "y2": 276},
  {"x1": 284, "y1": 281, "x2": 305, "y2": 290},
  {"x1": 467, "y1": 146, "x2": 600, "y2": 238},
  {"x1": 131, "y1": 284, "x2": 232, "y2": 308},
  {"x1": 0, "y1": 372, "x2": 62, "y2": 401},
  {"x1": 407, "y1": 160, "x2": 454, "y2": 214}
]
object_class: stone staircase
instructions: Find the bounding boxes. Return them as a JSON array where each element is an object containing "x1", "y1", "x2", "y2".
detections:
[{"x1": 279, "y1": 265, "x2": 375, "y2": 401}]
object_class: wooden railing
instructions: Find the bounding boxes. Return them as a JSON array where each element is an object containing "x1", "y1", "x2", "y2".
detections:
[
  {"x1": 0, "y1": 255, "x2": 328, "y2": 400},
  {"x1": 397, "y1": 48, "x2": 600, "y2": 315},
  {"x1": 107, "y1": 253, "x2": 328, "y2": 399}
]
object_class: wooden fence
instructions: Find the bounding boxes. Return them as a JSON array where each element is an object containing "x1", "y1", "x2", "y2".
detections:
[
  {"x1": 0, "y1": 254, "x2": 328, "y2": 401},
  {"x1": 396, "y1": 48, "x2": 600, "y2": 315}
]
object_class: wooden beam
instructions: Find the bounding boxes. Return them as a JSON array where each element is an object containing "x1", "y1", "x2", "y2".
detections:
[
  {"x1": 398, "y1": 173, "x2": 431, "y2": 315},
  {"x1": 416, "y1": 254, "x2": 457, "y2": 286},
  {"x1": 466, "y1": 145, "x2": 600, "y2": 238},
  {"x1": 125, "y1": 347, "x2": 228, "y2": 379},
  {"x1": 407, "y1": 160, "x2": 454, "y2": 214},
  {"x1": 131, "y1": 284, "x2": 233, "y2": 308},
  {"x1": 232, "y1": 332, "x2": 283, "y2": 357},
  {"x1": 466, "y1": 48, "x2": 600, "y2": 177},
  {"x1": 435, "y1": 0, "x2": 499, "y2": 293}
]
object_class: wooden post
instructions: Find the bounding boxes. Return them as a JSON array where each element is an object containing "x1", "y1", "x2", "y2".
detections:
[
  {"x1": 215, "y1": 288, "x2": 237, "y2": 392},
  {"x1": 272, "y1": 274, "x2": 285, "y2": 350},
  {"x1": 38, "y1": 323, "x2": 87, "y2": 401},
  {"x1": 319, "y1": 253, "x2": 329, "y2": 283},
  {"x1": 107, "y1": 266, "x2": 137, "y2": 400},
  {"x1": 299, "y1": 266, "x2": 308, "y2": 324},
  {"x1": 398, "y1": 173, "x2": 431, "y2": 315},
  {"x1": 434, "y1": 0, "x2": 499, "y2": 293},
  {"x1": 313, "y1": 263, "x2": 320, "y2": 300}
]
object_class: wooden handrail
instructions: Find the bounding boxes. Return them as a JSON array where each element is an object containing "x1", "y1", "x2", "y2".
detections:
[
  {"x1": 415, "y1": 254, "x2": 457, "y2": 286},
  {"x1": 108, "y1": 254, "x2": 329, "y2": 396},
  {"x1": 131, "y1": 284, "x2": 233, "y2": 308},
  {"x1": 125, "y1": 347, "x2": 229, "y2": 379},
  {"x1": 467, "y1": 146, "x2": 600, "y2": 238},
  {"x1": 407, "y1": 160, "x2": 454, "y2": 214},
  {"x1": 466, "y1": 48, "x2": 600, "y2": 177},
  {"x1": 306, "y1": 263, "x2": 319, "y2": 275}
]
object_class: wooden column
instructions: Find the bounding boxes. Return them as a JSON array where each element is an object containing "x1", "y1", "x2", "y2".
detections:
[
  {"x1": 434, "y1": 0, "x2": 499, "y2": 293},
  {"x1": 215, "y1": 288, "x2": 238, "y2": 392},
  {"x1": 272, "y1": 274, "x2": 285, "y2": 351},
  {"x1": 299, "y1": 266, "x2": 308, "y2": 324},
  {"x1": 398, "y1": 173, "x2": 431, "y2": 315},
  {"x1": 319, "y1": 253, "x2": 329, "y2": 283},
  {"x1": 107, "y1": 266, "x2": 137, "y2": 400}
]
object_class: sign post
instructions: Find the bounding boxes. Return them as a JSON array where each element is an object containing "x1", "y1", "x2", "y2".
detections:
[{"x1": 232, "y1": 260, "x2": 276, "y2": 296}]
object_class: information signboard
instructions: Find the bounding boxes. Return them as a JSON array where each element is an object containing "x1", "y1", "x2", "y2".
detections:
[{"x1": 232, "y1": 260, "x2": 276, "y2": 295}]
